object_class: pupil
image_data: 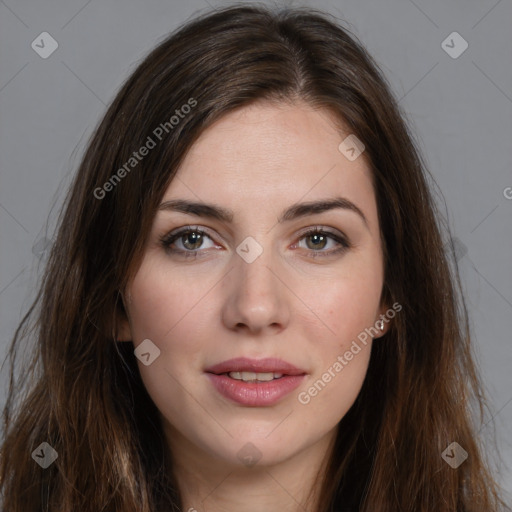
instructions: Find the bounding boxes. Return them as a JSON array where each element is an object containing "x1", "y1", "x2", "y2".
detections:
[
  {"x1": 183, "y1": 232, "x2": 202, "y2": 250},
  {"x1": 308, "y1": 234, "x2": 326, "y2": 250}
]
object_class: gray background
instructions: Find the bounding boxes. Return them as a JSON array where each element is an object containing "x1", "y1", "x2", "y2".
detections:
[{"x1": 1, "y1": 0, "x2": 511, "y2": 498}]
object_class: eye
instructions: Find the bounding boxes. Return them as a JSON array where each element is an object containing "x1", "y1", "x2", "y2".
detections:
[
  {"x1": 160, "y1": 226, "x2": 218, "y2": 257},
  {"x1": 159, "y1": 225, "x2": 351, "y2": 259},
  {"x1": 294, "y1": 227, "x2": 350, "y2": 257}
]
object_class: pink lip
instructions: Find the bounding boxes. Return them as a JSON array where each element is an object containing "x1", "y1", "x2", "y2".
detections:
[
  {"x1": 204, "y1": 357, "x2": 306, "y2": 376},
  {"x1": 205, "y1": 357, "x2": 307, "y2": 407}
]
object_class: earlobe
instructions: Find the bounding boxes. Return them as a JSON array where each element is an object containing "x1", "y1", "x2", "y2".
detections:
[
  {"x1": 375, "y1": 300, "x2": 398, "y2": 338},
  {"x1": 377, "y1": 318, "x2": 390, "y2": 338},
  {"x1": 374, "y1": 305, "x2": 391, "y2": 339}
]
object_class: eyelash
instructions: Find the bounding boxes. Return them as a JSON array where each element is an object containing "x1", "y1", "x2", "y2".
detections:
[{"x1": 159, "y1": 225, "x2": 350, "y2": 260}]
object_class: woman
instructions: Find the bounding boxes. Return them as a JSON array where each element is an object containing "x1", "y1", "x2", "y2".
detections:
[{"x1": 1, "y1": 4, "x2": 509, "y2": 511}]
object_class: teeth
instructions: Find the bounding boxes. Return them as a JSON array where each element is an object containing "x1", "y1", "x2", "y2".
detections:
[{"x1": 228, "y1": 371, "x2": 284, "y2": 382}]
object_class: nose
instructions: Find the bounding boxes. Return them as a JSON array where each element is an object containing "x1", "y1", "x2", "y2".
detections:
[{"x1": 221, "y1": 246, "x2": 291, "y2": 335}]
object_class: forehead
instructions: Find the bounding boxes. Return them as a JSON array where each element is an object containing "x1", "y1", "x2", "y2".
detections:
[{"x1": 164, "y1": 101, "x2": 377, "y2": 229}]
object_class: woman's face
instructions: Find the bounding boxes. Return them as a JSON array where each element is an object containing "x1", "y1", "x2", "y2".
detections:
[{"x1": 120, "y1": 100, "x2": 389, "y2": 469}]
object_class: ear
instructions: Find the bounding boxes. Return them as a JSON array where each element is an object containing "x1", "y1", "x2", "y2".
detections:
[
  {"x1": 115, "y1": 292, "x2": 133, "y2": 342},
  {"x1": 374, "y1": 304, "x2": 393, "y2": 339}
]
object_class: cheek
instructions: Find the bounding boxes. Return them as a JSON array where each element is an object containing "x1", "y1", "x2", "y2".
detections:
[
  {"x1": 126, "y1": 257, "x2": 218, "y2": 393},
  {"x1": 125, "y1": 260, "x2": 214, "y2": 422},
  {"x1": 295, "y1": 275, "x2": 379, "y2": 417},
  {"x1": 292, "y1": 252, "x2": 382, "y2": 417},
  {"x1": 297, "y1": 345, "x2": 371, "y2": 427},
  {"x1": 126, "y1": 257, "x2": 215, "y2": 343},
  {"x1": 303, "y1": 254, "x2": 384, "y2": 349}
]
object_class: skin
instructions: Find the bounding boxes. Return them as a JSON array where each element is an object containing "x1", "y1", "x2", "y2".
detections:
[{"x1": 118, "y1": 100, "x2": 390, "y2": 512}]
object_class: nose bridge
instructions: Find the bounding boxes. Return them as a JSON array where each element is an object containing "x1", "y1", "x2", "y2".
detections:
[
  {"x1": 235, "y1": 238, "x2": 279, "y2": 302},
  {"x1": 222, "y1": 236, "x2": 289, "y2": 333}
]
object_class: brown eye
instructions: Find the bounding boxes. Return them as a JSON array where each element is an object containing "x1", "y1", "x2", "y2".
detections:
[
  {"x1": 304, "y1": 232, "x2": 328, "y2": 250},
  {"x1": 180, "y1": 231, "x2": 204, "y2": 250},
  {"x1": 160, "y1": 227, "x2": 217, "y2": 255},
  {"x1": 295, "y1": 228, "x2": 350, "y2": 258}
]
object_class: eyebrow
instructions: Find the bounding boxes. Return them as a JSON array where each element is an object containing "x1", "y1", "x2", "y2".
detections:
[{"x1": 157, "y1": 197, "x2": 368, "y2": 228}]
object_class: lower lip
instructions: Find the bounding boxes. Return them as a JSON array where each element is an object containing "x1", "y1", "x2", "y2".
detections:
[{"x1": 206, "y1": 373, "x2": 306, "y2": 406}]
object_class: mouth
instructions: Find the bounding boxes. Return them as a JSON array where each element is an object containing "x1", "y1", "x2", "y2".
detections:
[
  {"x1": 204, "y1": 357, "x2": 307, "y2": 406},
  {"x1": 220, "y1": 371, "x2": 287, "y2": 383}
]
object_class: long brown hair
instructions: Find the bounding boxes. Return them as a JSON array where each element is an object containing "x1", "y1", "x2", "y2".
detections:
[{"x1": 1, "y1": 4, "x2": 509, "y2": 511}]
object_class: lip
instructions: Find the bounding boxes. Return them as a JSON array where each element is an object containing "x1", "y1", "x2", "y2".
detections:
[
  {"x1": 204, "y1": 357, "x2": 306, "y2": 376},
  {"x1": 205, "y1": 357, "x2": 307, "y2": 407}
]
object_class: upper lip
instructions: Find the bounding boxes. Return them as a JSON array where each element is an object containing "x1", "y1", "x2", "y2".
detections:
[{"x1": 205, "y1": 357, "x2": 306, "y2": 376}]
